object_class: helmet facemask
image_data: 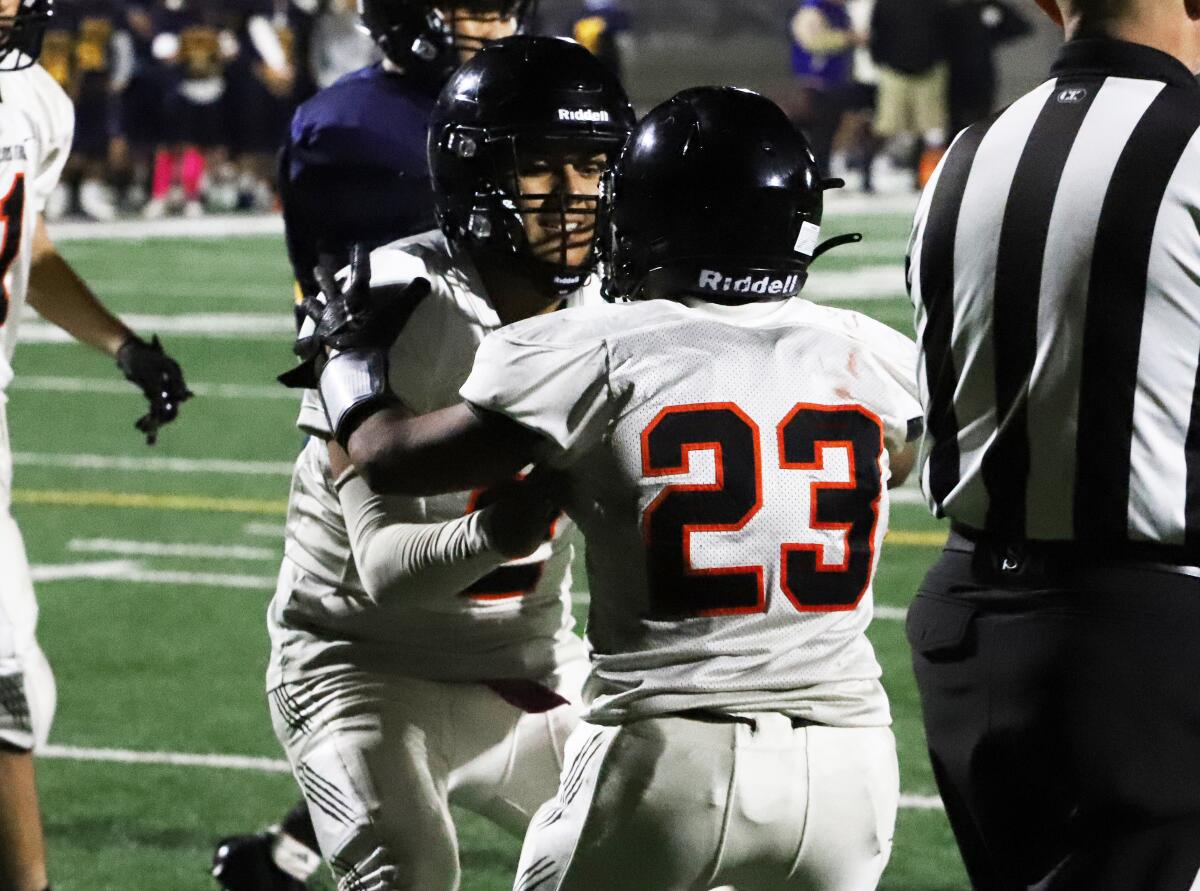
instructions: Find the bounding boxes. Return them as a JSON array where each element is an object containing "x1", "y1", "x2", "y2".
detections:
[
  {"x1": 427, "y1": 0, "x2": 535, "y2": 62},
  {"x1": 453, "y1": 132, "x2": 619, "y2": 295},
  {"x1": 0, "y1": 0, "x2": 53, "y2": 72}
]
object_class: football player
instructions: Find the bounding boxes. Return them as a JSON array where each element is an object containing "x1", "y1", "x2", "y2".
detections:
[
  {"x1": 309, "y1": 86, "x2": 921, "y2": 890},
  {"x1": 212, "y1": 4, "x2": 537, "y2": 887},
  {"x1": 261, "y1": 36, "x2": 632, "y2": 891},
  {"x1": 280, "y1": 0, "x2": 534, "y2": 305},
  {"x1": 0, "y1": 3, "x2": 191, "y2": 890}
]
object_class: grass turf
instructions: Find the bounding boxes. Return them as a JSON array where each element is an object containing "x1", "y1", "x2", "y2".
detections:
[{"x1": 8, "y1": 218, "x2": 968, "y2": 890}]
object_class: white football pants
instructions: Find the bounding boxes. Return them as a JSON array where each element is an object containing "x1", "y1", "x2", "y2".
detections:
[
  {"x1": 0, "y1": 507, "x2": 56, "y2": 752},
  {"x1": 515, "y1": 714, "x2": 898, "y2": 891},
  {"x1": 269, "y1": 656, "x2": 586, "y2": 891}
]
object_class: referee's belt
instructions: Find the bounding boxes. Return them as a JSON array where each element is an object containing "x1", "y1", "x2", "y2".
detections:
[{"x1": 947, "y1": 524, "x2": 1200, "y2": 580}]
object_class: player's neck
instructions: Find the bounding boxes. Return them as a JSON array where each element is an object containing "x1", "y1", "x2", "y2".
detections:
[
  {"x1": 473, "y1": 254, "x2": 564, "y2": 325},
  {"x1": 1067, "y1": 10, "x2": 1200, "y2": 73}
]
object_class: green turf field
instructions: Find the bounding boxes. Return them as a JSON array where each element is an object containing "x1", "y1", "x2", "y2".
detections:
[{"x1": 11, "y1": 211, "x2": 968, "y2": 890}]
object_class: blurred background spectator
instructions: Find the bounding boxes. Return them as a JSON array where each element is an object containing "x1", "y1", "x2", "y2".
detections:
[
  {"x1": 40, "y1": 0, "x2": 1052, "y2": 218},
  {"x1": 306, "y1": 0, "x2": 378, "y2": 90},
  {"x1": 786, "y1": 0, "x2": 858, "y2": 177},
  {"x1": 868, "y1": 0, "x2": 950, "y2": 188},
  {"x1": 945, "y1": 0, "x2": 1032, "y2": 134},
  {"x1": 571, "y1": 0, "x2": 633, "y2": 78}
]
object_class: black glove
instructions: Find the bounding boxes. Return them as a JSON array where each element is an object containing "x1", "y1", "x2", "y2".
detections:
[
  {"x1": 280, "y1": 244, "x2": 431, "y2": 390},
  {"x1": 116, "y1": 334, "x2": 193, "y2": 445}
]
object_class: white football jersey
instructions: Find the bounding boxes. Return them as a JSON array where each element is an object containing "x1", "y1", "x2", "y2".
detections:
[
  {"x1": 0, "y1": 65, "x2": 74, "y2": 507},
  {"x1": 462, "y1": 297, "x2": 922, "y2": 727},
  {"x1": 271, "y1": 230, "x2": 601, "y2": 682}
]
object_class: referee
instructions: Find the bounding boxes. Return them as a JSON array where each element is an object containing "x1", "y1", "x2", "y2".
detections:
[{"x1": 906, "y1": 0, "x2": 1200, "y2": 888}]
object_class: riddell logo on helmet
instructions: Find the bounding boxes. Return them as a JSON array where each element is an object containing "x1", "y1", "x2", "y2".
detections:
[
  {"x1": 558, "y1": 108, "x2": 611, "y2": 123},
  {"x1": 698, "y1": 270, "x2": 800, "y2": 295}
]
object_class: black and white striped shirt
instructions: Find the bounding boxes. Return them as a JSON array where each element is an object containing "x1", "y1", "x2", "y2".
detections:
[{"x1": 909, "y1": 38, "x2": 1200, "y2": 553}]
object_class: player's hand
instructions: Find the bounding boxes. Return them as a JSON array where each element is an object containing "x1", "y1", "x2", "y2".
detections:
[
  {"x1": 282, "y1": 245, "x2": 431, "y2": 390},
  {"x1": 116, "y1": 334, "x2": 193, "y2": 445},
  {"x1": 480, "y1": 471, "x2": 567, "y2": 559}
]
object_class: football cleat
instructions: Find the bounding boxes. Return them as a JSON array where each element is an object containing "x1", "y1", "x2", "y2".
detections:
[{"x1": 211, "y1": 830, "x2": 319, "y2": 891}]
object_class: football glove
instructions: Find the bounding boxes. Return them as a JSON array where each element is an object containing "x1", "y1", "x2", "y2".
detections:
[
  {"x1": 115, "y1": 334, "x2": 192, "y2": 445},
  {"x1": 279, "y1": 244, "x2": 431, "y2": 390}
]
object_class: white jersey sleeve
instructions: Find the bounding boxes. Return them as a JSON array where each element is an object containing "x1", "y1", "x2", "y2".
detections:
[
  {"x1": 336, "y1": 469, "x2": 510, "y2": 605},
  {"x1": 460, "y1": 311, "x2": 614, "y2": 459},
  {"x1": 828, "y1": 309, "x2": 923, "y2": 454},
  {"x1": 1, "y1": 65, "x2": 74, "y2": 212}
]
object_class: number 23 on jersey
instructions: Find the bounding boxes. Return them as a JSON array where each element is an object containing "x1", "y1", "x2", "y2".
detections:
[{"x1": 641, "y1": 401, "x2": 885, "y2": 619}]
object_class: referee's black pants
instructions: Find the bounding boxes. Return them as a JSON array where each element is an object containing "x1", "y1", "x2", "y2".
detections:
[{"x1": 907, "y1": 538, "x2": 1200, "y2": 890}]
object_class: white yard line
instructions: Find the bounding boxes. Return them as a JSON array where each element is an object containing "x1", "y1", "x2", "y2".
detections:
[
  {"x1": 29, "y1": 560, "x2": 142, "y2": 582},
  {"x1": 31, "y1": 561, "x2": 277, "y2": 589},
  {"x1": 825, "y1": 192, "x2": 920, "y2": 216},
  {"x1": 243, "y1": 522, "x2": 288, "y2": 538},
  {"x1": 890, "y1": 488, "x2": 926, "y2": 506},
  {"x1": 39, "y1": 743, "x2": 291, "y2": 773},
  {"x1": 69, "y1": 538, "x2": 277, "y2": 561},
  {"x1": 10, "y1": 375, "x2": 298, "y2": 401},
  {"x1": 35, "y1": 741, "x2": 946, "y2": 809},
  {"x1": 805, "y1": 266, "x2": 908, "y2": 302},
  {"x1": 49, "y1": 214, "x2": 285, "y2": 242},
  {"x1": 899, "y1": 793, "x2": 945, "y2": 811},
  {"x1": 875, "y1": 605, "x2": 908, "y2": 621},
  {"x1": 18, "y1": 312, "x2": 292, "y2": 342},
  {"x1": 43, "y1": 199, "x2": 915, "y2": 245},
  {"x1": 14, "y1": 452, "x2": 294, "y2": 476}
]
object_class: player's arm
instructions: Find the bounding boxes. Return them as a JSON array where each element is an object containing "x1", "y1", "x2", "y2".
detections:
[
  {"x1": 345, "y1": 403, "x2": 543, "y2": 496},
  {"x1": 27, "y1": 216, "x2": 132, "y2": 353},
  {"x1": 27, "y1": 217, "x2": 192, "y2": 442},
  {"x1": 329, "y1": 440, "x2": 559, "y2": 605},
  {"x1": 888, "y1": 437, "x2": 917, "y2": 488}
]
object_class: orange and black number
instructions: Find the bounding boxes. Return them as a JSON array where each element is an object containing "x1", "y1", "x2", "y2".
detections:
[
  {"x1": 641, "y1": 403, "x2": 765, "y2": 619},
  {"x1": 0, "y1": 174, "x2": 25, "y2": 328}
]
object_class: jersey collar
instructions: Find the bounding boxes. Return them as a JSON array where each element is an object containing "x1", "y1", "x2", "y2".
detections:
[{"x1": 1052, "y1": 36, "x2": 1200, "y2": 91}]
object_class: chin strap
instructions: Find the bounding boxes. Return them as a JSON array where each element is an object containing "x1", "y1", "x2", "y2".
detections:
[
  {"x1": 811, "y1": 232, "x2": 863, "y2": 262},
  {"x1": 807, "y1": 178, "x2": 864, "y2": 262}
]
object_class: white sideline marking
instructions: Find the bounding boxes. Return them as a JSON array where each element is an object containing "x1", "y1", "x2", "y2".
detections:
[
  {"x1": 14, "y1": 452, "x2": 295, "y2": 477},
  {"x1": 31, "y1": 561, "x2": 276, "y2": 589},
  {"x1": 18, "y1": 312, "x2": 292, "y2": 342},
  {"x1": 69, "y1": 538, "x2": 277, "y2": 561},
  {"x1": 39, "y1": 743, "x2": 291, "y2": 773},
  {"x1": 35, "y1": 741, "x2": 948, "y2": 810},
  {"x1": 243, "y1": 522, "x2": 287, "y2": 538},
  {"x1": 10, "y1": 375, "x2": 298, "y2": 401},
  {"x1": 805, "y1": 266, "x2": 908, "y2": 302},
  {"x1": 875, "y1": 605, "x2": 908, "y2": 621},
  {"x1": 43, "y1": 198, "x2": 914, "y2": 245},
  {"x1": 49, "y1": 214, "x2": 285, "y2": 242}
]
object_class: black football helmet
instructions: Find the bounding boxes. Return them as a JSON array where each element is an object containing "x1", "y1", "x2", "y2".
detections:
[
  {"x1": 429, "y1": 35, "x2": 635, "y2": 294},
  {"x1": 358, "y1": 0, "x2": 537, "y2": 82},
  {"x1": 0, "y1": 0, "x2": 54, "y2": 71},
  {"x1": 606, "y1": 86, "x2": 847, "y2": 304}
]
